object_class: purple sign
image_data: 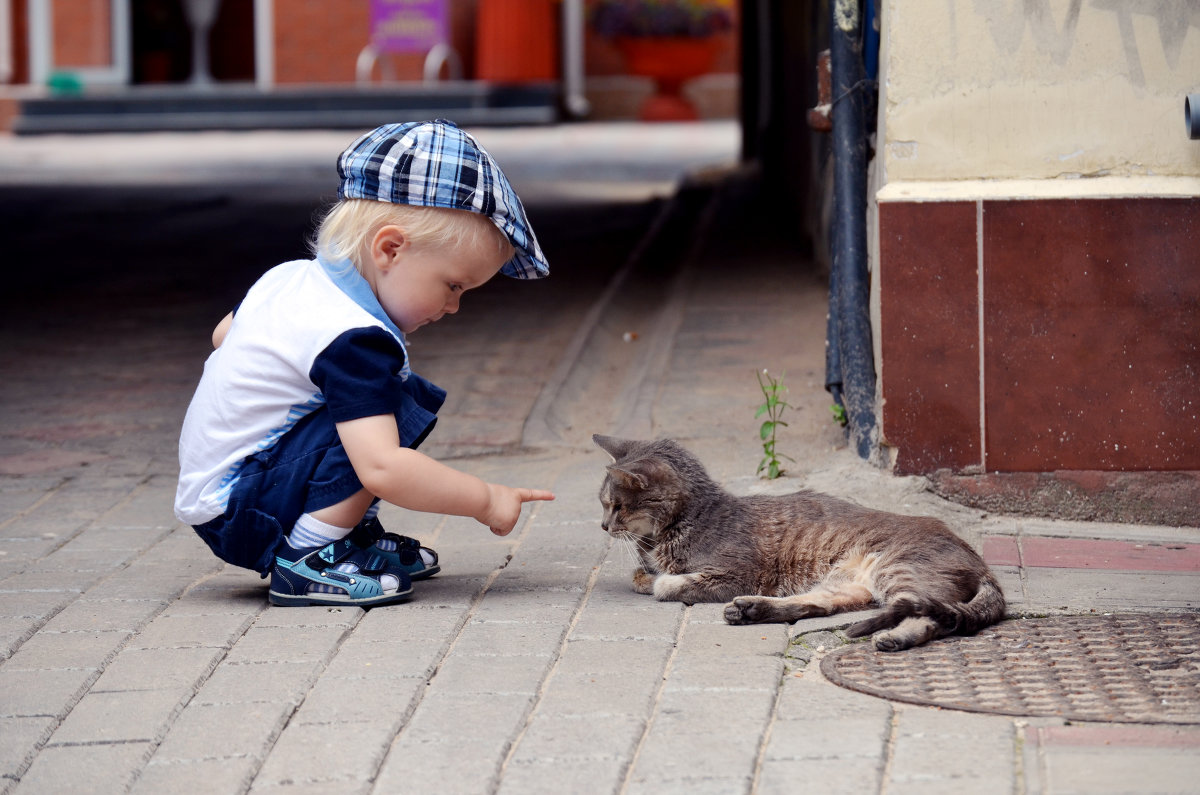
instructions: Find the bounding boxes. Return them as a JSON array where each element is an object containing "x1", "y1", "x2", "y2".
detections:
[{"x1": 371, "y1": 0, "x2": 447, "y2": 53}]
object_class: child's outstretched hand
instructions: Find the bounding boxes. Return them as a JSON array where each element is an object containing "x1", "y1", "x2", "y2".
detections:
[{"x1": 479, "y1": 483, "x2": 555, "y2": 536}]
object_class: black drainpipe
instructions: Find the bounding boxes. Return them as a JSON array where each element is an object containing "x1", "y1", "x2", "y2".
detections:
[{"x1": 826, "y1": 0, "x2": 877, "y2": 460}]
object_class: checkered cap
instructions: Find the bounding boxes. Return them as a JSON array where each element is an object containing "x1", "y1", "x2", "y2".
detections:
[{"x1": 337, "y1": 119, "x2": 549, "y2": 279}]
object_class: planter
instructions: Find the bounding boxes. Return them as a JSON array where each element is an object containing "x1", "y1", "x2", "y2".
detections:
[{"x1": 615, "y1": 36, "x2": 720, "y2": 121}]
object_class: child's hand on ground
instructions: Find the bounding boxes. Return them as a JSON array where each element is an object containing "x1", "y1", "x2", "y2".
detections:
[{"x1": 478, "y1": 484, "x2": 555, "y2": 536}]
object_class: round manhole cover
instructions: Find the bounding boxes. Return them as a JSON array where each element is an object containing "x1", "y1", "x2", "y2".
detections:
[{"x1": 820, "y1": 613, "x2": 1200, "y2": 724}]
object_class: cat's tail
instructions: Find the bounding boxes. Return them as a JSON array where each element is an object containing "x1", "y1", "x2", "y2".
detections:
[
  {"x1": 844, "y1": 576, "x2": 1006, "y2": 639},
  {"x1": 954, "y1": 574, "x2": 1006, "y2": 635}
]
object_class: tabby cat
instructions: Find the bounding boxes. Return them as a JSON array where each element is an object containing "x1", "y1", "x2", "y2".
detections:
[{"x1": 593, "y1": 435, "x2": 1005, "y2": 651}]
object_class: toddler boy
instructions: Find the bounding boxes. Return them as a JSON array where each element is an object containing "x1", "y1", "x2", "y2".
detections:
[{"x1": 174, "y1": 119, "x2": 555, "y2": 607}]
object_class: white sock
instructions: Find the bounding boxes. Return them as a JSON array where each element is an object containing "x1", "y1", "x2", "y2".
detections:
[{"x1": 288, "y1": 513, "x2": 352, "y2": 549}]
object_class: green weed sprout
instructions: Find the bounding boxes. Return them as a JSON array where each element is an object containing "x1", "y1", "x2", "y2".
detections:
[{"x1": 755, "y1": 369, "x2": 795, "y2": 479}]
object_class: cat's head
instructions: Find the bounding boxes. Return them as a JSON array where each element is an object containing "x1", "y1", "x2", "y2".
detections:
[{"x1": 592, "y1": 435, "x2": 709, "y2": 544}]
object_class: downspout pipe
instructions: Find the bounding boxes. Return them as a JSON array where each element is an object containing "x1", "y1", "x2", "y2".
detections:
[{"x1": 827, "y1": 0, "x2": 877, "y2": 460}]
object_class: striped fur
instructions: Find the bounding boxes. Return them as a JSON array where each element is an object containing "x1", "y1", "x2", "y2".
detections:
[{"x1": 594, "y1": 435, "x2": 1005, "y2": 652}]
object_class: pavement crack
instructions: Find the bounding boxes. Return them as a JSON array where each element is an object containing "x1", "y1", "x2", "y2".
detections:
[{"x1": 617, "y1": 603, "x2": 690, "y2": 795}]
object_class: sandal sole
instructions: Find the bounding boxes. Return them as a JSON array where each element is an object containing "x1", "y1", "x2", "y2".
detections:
[
  {"x1": 267, "y1": 587, "x2": 414, "y2": 608},
  {"x1": 408, "y1": 563, "x2": 440, "y2": 581}
]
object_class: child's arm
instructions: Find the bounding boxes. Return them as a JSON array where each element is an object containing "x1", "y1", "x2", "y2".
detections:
[
  {"x1": 212, "y1": 312, "x2": 234, "y2": 348},
  {"x1": 336, "y1": 414, "x2": 554, "y2": 535}
]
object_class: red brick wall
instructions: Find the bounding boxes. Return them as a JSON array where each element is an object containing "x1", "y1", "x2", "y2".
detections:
[
  {"x1": 53, "y1": 0, "x2": 111, "y2": 68},
  {"x1": 879, "y1": 196, "x2": 1200, "y2": 475},
  {"x1": 273, "y1": 0, "x2": 372, "y2": 83}
]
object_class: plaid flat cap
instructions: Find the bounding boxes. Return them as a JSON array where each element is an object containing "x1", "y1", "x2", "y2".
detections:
[{"x1": 337, "y1": 119, "x2": 549, "y2": 279}]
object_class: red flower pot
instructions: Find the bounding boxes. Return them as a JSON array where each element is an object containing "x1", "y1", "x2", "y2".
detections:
[{"x1": 615, "y1": 36, "x2": 720, "y2": 122}]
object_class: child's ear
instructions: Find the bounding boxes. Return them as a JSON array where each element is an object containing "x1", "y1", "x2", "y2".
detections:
[{"x1": 371, "y1": 225, "x2": 410, "y2": 272}]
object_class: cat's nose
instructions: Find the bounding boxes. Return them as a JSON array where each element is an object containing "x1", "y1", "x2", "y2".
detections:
[{"x1": 600, "y1": 520, "x2": 609, "y2": 532}]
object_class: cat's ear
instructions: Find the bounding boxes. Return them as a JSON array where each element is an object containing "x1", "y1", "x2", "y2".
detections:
[
  {"x1": 607, "y1": 456, "x2": 671, "y2": 490},
  {"x1": 593, "y1": 434, "x2": 635, "y2": 462}
]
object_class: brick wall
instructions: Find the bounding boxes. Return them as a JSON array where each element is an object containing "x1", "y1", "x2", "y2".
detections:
[{"x1": 53, "y1": 0, "x2": 112, "y2": 69}]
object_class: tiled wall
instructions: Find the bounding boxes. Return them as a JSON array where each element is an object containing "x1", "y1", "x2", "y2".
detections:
[{"x1": 879, "y1": 197, "x2": 1200, "y2": 476}]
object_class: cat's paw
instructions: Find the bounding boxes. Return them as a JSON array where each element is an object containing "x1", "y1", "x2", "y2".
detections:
[
  {"x1": 871, "y1": 631, "x2": 909, "y2": 652},
  {"x1": 724, "y1": 596, "x2": 767, "y2": 624},
  {"x1": 632, "y1": 568, "x2": 655, "y2": 595}
]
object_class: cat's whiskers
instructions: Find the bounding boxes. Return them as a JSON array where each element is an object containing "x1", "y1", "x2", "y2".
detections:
[{"x1": 617, "y1": 536, "x2": 640, "y2": 567}]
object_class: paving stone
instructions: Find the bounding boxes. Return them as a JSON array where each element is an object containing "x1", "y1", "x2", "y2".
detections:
[
  {"x1": 0, "y1": 479, "x2": 57, "y2": 525},
  {"x1": 194, "y1": 660, "x2": 324, "y2": 706},
  {"x1": 41, "y1": 597, "x2": 167, "y2": 634},
  {"x1": 0, "y1": 589, "x2": 78, "y2": 622},
  {"x1": 757, "y1": 757, "x2": 883, "y2": 795},
  {"x1": 293, "y1": 671, "x2": 424, "y2": 725},
  {"x1": 556, "y1": 637, "x2": 675, "y2": 676},
  {"x1": 151, "y1": 701, "x2": 292, "y2": 762},
  {"x1": 538, "y1": 667, "x2": 661, "y2": 719},
  {"x1": 350, "y1": 603, "x2": 465, "y2": 642},
  {"x1": 0, "y1": 620, "x2": 39, "y2": 662},
  {"x1": 90, "y1": 646, "x2": 225, "y2": 691},
  {"x1": 0, "y1": 667, "x2": 97, "y2": 718},
  {"x1": 376, "y1": 733, "x2": 506, "y2": 795},
  {"x1": 884, "y1": 706, "x2": 1015, "y2": 794},
  {"x1": 249, "y1": 604, "x2": 362, "y2": 630},
  {"x1": 498, "y1": 755, "x2": 630, "y2": 795},
  {"x1": 507, "y1": 713, "x2": 645, "y2": 764},
  {"x1": 25, "y1": 545, "x2": 135, "y2": 574},
  {"x1": 763, "y1": 716, "x2": 891, "y2": 761},
  {"x1": 0, "y1": 569, "x2": 94, "y2": 594},
  {"x1": 2, "y1": 628, "x2": 130, "y2": 671},
  {"x1": 127, "y1": 611, "x2": 255, "y2": 650},
  {"x1": 1021, "y1": 568, "x2": 1199, "y2": 611},
  {"x1": 252, "y1": 719, "x2": 393, "y2": 790},
  {"x1": 168, "y1": 572, "x2": 269, "y2": 616},
  {"x1": 319, "y1": 637, "x2": 444, "y2": 681},
  {"x1": 470, "y1": 592, "x2": 579, "y2": 625},
  {"x1": 375, "y1": 692, "x2": 535, "y2": 794},
  {"x1": 222, "y1": 624, "x2": 350, "y2": 665},
  {"x1": 81, "y1": 566, "x2": 219, "y2": 602},
  {"x1": 664, "y1": 650, "x2": 785, "y2": 692},
  {"x1": 250, "y1": 773, "x2": 372, "y2": 795},
  {"x1": 0, "y1": 715, "x2": 55, "y2": 781},
  {"x1": 451, "y1": 618, "x2": 567, "y2": 657},
  {"x1": 654, "y1": 687, "x2": 778, "y2": 732},
  {"x1": 49, "y1": 686, "x2": 189, "y2": 744},
  {"x1": 93, "y1": 479, "x2": 178, "y2": 529},
  {"x1": 57, "y1": 525, "x2": 172, "y2": 553},
  {"x1": 14, "y1": 740, "x2": 151, "y2": 794},
  {"x1": 131, "y1": 757, "x2": 257, "y2": 795},
  {"x1": 1033, "y1": 724, "x2": 1200, "y2": 794},
  {"x1": 430, "y1": 649, "x2": 555, "y2": 696}
]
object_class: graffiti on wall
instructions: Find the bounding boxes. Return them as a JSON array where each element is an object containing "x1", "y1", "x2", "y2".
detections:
[{"x1": 975, "y1": 0, "x2": 1200, "y2": 85}]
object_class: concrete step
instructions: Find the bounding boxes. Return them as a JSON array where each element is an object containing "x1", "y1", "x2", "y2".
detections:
[{"x1": 11, "y1": 81, "x2": 559, "y2": 134}]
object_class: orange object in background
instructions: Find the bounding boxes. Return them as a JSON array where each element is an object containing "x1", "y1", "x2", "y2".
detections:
[
  {"x1": 615, "y1": 36, "x2": 720, "y2": 121},
  {"x1": 475, "y1": 0, "x2": 558, "y2": 81}
]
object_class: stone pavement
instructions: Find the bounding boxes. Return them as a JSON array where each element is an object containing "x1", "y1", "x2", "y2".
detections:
[{"x1": 1, "y1": 123, "x2": 1198, "y2": 794}]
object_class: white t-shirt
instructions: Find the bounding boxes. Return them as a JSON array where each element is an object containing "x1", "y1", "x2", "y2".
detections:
[{"x1": 175, "y1": 257, "x2": 413, "y2": 526}]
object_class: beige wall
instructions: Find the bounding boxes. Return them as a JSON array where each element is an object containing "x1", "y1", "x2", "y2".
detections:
[{"x1": 878, "y1": 0, "x2": 1200, "y2": 185}]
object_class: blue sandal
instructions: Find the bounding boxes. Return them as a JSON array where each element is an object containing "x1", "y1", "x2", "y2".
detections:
[
  {"x1": 350, "y1": 517, "x2": 441, "y2": 581},
  {"x1": 269, "y1": 537, "x2": 414, "y2": 607}
]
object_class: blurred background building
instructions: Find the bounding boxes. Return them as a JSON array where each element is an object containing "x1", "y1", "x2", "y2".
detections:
[{"x1": 2, "y1": 0, "x2": 1197, "y2": 517}]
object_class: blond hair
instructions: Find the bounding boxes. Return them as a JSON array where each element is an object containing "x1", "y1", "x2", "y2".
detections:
[{"x1": 312, "y1": 199, "x2": 513, "y2": 273}]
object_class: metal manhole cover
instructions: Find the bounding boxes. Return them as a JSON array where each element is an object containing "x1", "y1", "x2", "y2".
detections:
[{"x1": 820, "y1": 614, "x2": 1200, "y2": 724}]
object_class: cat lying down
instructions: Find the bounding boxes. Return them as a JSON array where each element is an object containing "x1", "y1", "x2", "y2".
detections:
[{"x1": 593, "y1": 435, "x2": 1005, "y2": 652}]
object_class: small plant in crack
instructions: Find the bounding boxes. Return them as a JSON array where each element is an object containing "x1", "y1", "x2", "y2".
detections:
[{"x1": 755, "y1": 369, "x2": 794, "y2": 479}]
